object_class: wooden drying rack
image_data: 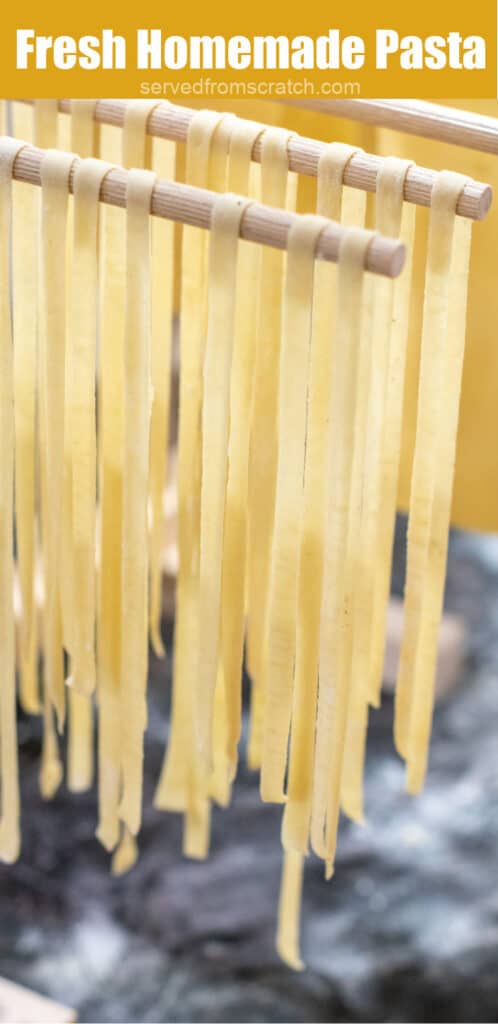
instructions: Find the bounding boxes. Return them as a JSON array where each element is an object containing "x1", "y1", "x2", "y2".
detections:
[
  {"x1": 280, "y1": 98, "x2": 498, "y2": 155},
  {"x1": 15, "y1": 99, "x2": 492, "y2": 221},
  {"x1": 8, "y1": 140, "x2": 405, "y2": 278}
]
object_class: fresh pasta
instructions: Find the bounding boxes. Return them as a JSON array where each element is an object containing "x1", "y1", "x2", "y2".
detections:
[
  {"x1": 246, "y1": 128, "x2": 296, "y2": 770},
  {"x1": 66, "y1": 101, "x2": 100, "y2": 797},
  {"x1": 396, "y1": 172, "x2": 472, "y2": 794},
  {"x1": 0, "y1": 138, "x2": 25, "y2": 863},
  {"x1": 0, "y1": 99, "x2": 479, "y2": 974}
]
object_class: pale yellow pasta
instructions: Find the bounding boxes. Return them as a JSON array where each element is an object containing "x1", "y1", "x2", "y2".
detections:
[
  {"x1": 154, "y1": 110, "x2": 229, "y2": 859},
  {"x1": 11, "y1": 101, "x2": 38, "y2": 713},
  {"x1": 119, "y1": 167, "x2": 156, "y2": 837},
  {"x1": 395, "y1": 173, "x2": 469, "y2": 764},
  {"x1": 0, "y1": 138, "x2": 25, "y2": 863},
  {"x1": 261, "y1": 214, "x2": 328, "y2": 805},
  {"x1": 40, "y1": 150, "x2": 74, "y2": 733},
  {"x1": 311, "y1": 227, "x2": 373, "y2": 870},
  {"x1": 197, "y1": 191, "x2": 251, "y2": 771},
  {"x1": 12, "y1": 157, "x2": 39, "y2": 714},
  {"x1": 406, "y1": 190, "x2": 471, "y2": 794},
  {"x1": 246, "y1": 128, "x2": 295, "y2": 770},
  {"x1": 66, "y1": 101, "x2": 100, "y2": 795},
  {"x1": 113, "y1": 101, "x2": 177, "y2": 669},
  {"x1": 67, "y1": 158, "x2": 112, "y2": 700},
  {"x1": 96, "y1": 126, "x2": 126, "y2": 851},
  {"x1": 221, "y1": 119, "x2": 263, "y2": 775},
  {"x1": 276, "y1": 850, "x2": 305, "y2": 971},
  {"x1": 96, "y1": 108, "x2": 158, "y2": 850},
  {"x1": 341, "y1": 159, "x2": 414, "y2": 824},
  {"x1": 34, "y1": 102, "x2": 64, "y2": 800},
  {"x1": 283, "y1": 143, "x2": 363, "y2": 854},
  {"x1": 369, "y1": 200, "x2": 417, "y2": 708},
  {"x1": 149, "y1": 126, "x2": 176, "y2": 658},
  {"x1": 111, "y1": 826, "x2": 139, "y2": 877}
]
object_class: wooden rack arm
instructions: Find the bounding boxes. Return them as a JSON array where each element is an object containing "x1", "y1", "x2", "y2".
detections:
[
  {"x1": 16, "y1": 98, "x2": 493, "y2": 221},
  {"x1": 10, "y1": 142, "x2": 406, "y2": 278},
  {"x1": 281, "y1": 98, "x2": 498, "y2": 156}
]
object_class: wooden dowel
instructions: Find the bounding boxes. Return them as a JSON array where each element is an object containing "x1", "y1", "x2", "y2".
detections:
[
  {"x1": 281, "y1": 98, "x2": 498, "y2": 156},
  {"x1": 17, "y1": 98, "x2": 492, "y2": 221},
  {"x1": 9, "y1": 141, "x2": 405, "y2": 278}
]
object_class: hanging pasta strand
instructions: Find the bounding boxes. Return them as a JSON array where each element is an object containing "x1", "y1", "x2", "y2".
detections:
[
  {"x1": 282, "y1": 143, "x2": 363, "y2": 855},
  {"x1": 305, "y1": 152, "x2": 366, "y2": 861},
  {"x1": 96, "y1": 129, "x2": 126, "y2": 852},
  {"x1": 201, "y1": 115, "x2": 242, "y2": 805},
  {"x1": 119, "y1": 167, "x2": 156, "y2": 837},
  {"x1": 310, "y1": 227, "x2": 373, "y2": 869},
  {"x1": 110, "y1": 99, "x2": 175, "y2": 867},
  {"x1": 149, "y1": 116, "x2": 175, "y2": 658},
  {"x1": 270, "y1": 210, "x2": 338, "y2": 972},
  {"x1": 154, "y1": 110, "x2": 228, "y2": 859},
  {"x1": 100, "y1": 101, "x2": 163, "y2": 868},
  {"x1": 66, "y1": 99, "x2": 100, "y2": 794},
  {"x1": 260, "y1": 215, "x2": 327, "y2": 804},
  {"x1": 277, "y1": 849, "x2": 305, "y2": 971},
  {"x1": 34, "y1": 103, "x2": 64, "y2": 799},
  {"x1": 0, "y1": 138, "x2": 25, "y2": 863},
  {"x1": 67, "y1": 159, "x2": 111, "y2": 702},
  {"x1": 369, "y1": 192, "x2": 417, "y2": 709},
  {"x1": 246, "y1": 127, "x2": 295, "y2": 770},
  {"x1": 220, "y1": 120, "x2": 263, "y2": 775},
  {"x1": 405, "y1": 182, "x2": 472, "y2": 795},
  {"x1": 197, "y1": 192, "x2": 251, "y2": 770},
  {"x1": 12, "y1": 139, "x2": 39, "y2": 714},
  {"x1": 97, "y1": 105, "x2": 156, "y2": 860},
  {"x1": 40, "y1": 150, "x2": 74, "y2": 736},
  {"x1": 341, "y1": 158, "x2": 414, "y2": 824},
  {"x1": 395, "y1": 173, "x2": 469, "y2": 766}
]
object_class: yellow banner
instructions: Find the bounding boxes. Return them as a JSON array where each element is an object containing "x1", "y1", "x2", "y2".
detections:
[{"x1": 0, "y1": 0, "x2": 496, "y2": 99}]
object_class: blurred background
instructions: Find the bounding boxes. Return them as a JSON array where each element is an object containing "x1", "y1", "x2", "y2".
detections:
[{"x1": 0, "y1": 517, "x2": 497, "y2": 1023}]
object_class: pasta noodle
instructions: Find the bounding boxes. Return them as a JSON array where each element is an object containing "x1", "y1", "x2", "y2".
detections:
[
  {"x1": 246, "y1": 128, "x2": 296, "y2": 770},
  {"x1": 97, "y1": 130, "x2": 126, "y2": 852},
  {"x1": 277, "y1": 849, "x2": 305, "y2": 971},
  {"x1": 261, "y1": 214, "x2": 328, "y2": 804},
  {"x1": 282, "y1": 143, "x2": 363, "y2": 855},
  {"x1": 34, "y1": 102, "x2": 64, "y2": 801},
  {"x1": 221, "y1": 120, "x2": 263, "y2": 775},
  {"x1": 149, "y1": 120, "x2": 175, "y2": 658},
  {"x1": 197, "y1": 192, "x2": 252, "y2": 769},
  {"x1": 395, "y1": 173, "x2": 470, "y2": 774},
  {"x1": 40, "y1": 149, "x2": 74, "y2": 731},
  {"x1": 312, "y1": 227, "x2": 373, "y2": 869},
  {"x1": 66, "y1": 101, "x2": 100, "y2": 795},
  {"x1": 341, "y1": 158, "x2": 415, "y2": 823},
  {"x1": 154, "y1": 110, "x2": 230, "y2": 858},
  {"x1": 0, "y1": 137, "x2": 25, "y2": 863},
  {"x1": 307, "y1": 148, "x2": 367, "y2": 863},
  {"x1": 399, "y1": 174, "x2": 472, "y2": 794},
  {"x1": 13, "y1": 134, "x2": 39, "y2": 715},
  {"x1": 67, "y1": 158, "x2": 113, "y2": 700},
  {"x1": 369, "y1": 191, "x2": 417, "y2": 709},
  {"x1": 119, "y1": 167, "x2": 157, "y2": 837}
]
